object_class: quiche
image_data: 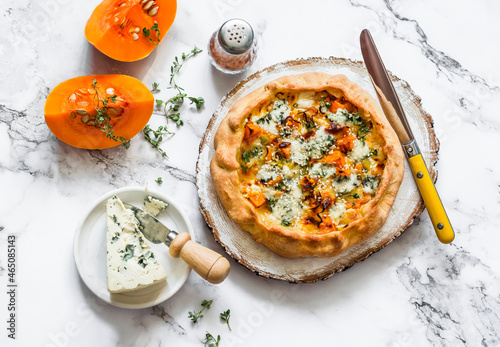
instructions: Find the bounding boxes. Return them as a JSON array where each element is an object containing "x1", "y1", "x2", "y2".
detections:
[{"x1": 210, "y1": 73, "x2": 404, "y2": 258}]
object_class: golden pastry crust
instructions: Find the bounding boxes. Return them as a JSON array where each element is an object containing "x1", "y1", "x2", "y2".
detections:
[{"x1": 210, "y1": 72, "x2": 404, "y2": 258}]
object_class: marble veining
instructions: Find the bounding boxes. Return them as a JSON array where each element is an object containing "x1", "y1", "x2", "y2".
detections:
[{"x1": 0, "y1": 0, "x2": 499, "y2": 346}]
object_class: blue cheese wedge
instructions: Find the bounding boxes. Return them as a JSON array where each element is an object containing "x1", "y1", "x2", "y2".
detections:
[
  {"x1": 106, "y1": 196, "x2": 167, "y2": 294},
  {"x1": 143, "y1": 196, "x2": 168, "y2": 216}
]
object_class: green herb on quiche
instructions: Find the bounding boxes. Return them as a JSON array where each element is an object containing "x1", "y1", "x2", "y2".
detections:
[{"x1": 241, "y1": 147, "x2": 260, "y2": 163}]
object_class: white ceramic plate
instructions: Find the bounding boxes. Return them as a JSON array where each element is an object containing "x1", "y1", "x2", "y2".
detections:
[{"x1": 74, "y1": 186, "x2": 193, "y2": 309}]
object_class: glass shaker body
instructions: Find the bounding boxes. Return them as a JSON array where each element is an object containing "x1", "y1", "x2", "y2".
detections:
[{"x1": 208, "y1": 19, "x2": 258, "y2": 74}]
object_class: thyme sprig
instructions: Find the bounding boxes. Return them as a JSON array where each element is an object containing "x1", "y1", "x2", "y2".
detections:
[
  {"x1": 156, "y1": 46, "x2": 205, "y2": 125},
  {"x1": 143, "y1": 22, "x2": 161, "y2": 44},
  {"x1": 220, "y1": 309, "x2": 231, "y2": 331},
  {"x1": 144, "y1": 46, "x2": 204, "y2": 156},
  {"x1": 204, "y1": 332, "x2": 221, "y2": 347},
  {"x1": 90, "y1": 79, "x2": 130, "y2": 148},
  {"x1": 151, "y1": 82, "x2": 160, "y2": 92},
  {"x1": 188, "y1": 299, "x2": 213, "y2": 324},
  {"x1": 143, "y1": 125, "x2": 172, "y2": 158}
]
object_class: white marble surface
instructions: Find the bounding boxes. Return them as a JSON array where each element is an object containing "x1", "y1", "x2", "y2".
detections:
[{"x1": 1, "y1": 0, "x2": 499, "y2": 346}]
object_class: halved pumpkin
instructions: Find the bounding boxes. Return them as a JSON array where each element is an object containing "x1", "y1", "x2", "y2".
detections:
[
  {"x1": 44, "y1": 74, "x2": 154, "y2": 149},
  {"x1": 85, "y1": 0, "x2": 177, "y2": 62}
]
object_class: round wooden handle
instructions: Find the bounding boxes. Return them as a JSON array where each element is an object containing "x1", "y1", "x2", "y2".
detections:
[{"x1": 169, "y1": 232, "x2": 230, "y2": 284}]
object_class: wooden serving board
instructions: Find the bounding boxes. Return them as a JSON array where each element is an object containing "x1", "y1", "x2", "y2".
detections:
[{"x1": 196, "y1": 58, "x2": 438, "y2": 283}]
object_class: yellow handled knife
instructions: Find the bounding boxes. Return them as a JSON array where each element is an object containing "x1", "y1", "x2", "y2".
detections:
[{"x1": 360, "y1": 29, "x2": 455, "y2": 243}]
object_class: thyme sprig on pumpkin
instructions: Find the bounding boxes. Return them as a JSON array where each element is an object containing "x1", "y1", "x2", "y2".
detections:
[
  {"x1": 143, "y1": 21, "x2": 161, "y2": 44},
  {"x1": 90, "y1": 79, "x2": 130, "y2": 148},
  {"x1": 144, "y1": 46, "x2": 205, "y2": 156}
]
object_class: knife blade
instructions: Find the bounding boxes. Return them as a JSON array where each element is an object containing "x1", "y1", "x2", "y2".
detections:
[
  {"x1": 124, "y1": 203, "x2": 178, "y2": 245},
  {"x1": 360, "y1": 29, "x2": 455, "y2": 243},
  {"x1": 124, "y1": 202, "x2": 230, "y2": 284}
]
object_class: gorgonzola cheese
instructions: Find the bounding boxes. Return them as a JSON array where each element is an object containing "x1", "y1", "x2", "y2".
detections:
[
  {"x1": 256, "y1": 164, "x2": 280, "y2": 182},
  {"x1": 251, "y1": 99, "x2": 290, "y2": 135},
  {"x1": 106, "y1": 196, "x2": 167, "y2": 294},
  {"x1": 143, "y1": 196, "x2": 168, "y2": 216},
  {"x1": 349, "y1": 139, "x2": 370, "y2": 161},
  {"x1": 295, "y1": 91, "x2": 315, "y2": 108},
  {"x1": 332, "y1": 174, "x2": 360, "y2": 194}
]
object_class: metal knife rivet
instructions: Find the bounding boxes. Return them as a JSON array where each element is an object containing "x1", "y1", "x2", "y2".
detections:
[
  {"x1": 437, "y1": 223, "x2": 444, "y2": 230},
  {"x1": 417, "y1": 172, "x2": 423, "y2": 179},
  {"x1": 407, "y1": 147, "x2": 413, "y2": 154}
]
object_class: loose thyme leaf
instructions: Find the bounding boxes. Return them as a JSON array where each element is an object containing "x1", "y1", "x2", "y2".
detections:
[
  {"x1": 220, "y1": 309, "x2": 231, "y2": 331},
  {"x1": 155, "y1": 177, "x2": 163, "y2": 184},
  {"x1": 151, "y1": 82, "x2": 160, "y2": 92}
]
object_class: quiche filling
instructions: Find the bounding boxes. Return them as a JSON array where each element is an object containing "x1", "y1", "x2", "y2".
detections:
[{"x1": 238, "y1": 91, "x2": 387, "y2": 233}]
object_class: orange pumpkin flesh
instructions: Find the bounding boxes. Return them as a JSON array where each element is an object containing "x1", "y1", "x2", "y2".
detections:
[
  {"x1": 44, "y1": 74, "x2": 154, "y2": 149},
  {"x1": 85, "y1": 0, "x2": 177, "y2": 62}
]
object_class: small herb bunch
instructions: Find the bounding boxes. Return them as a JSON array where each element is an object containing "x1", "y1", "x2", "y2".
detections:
[
  {"x1": 90, "y1": 79, "x2": 130, "y2": 148},
  {"x1": 144, "y1": 46, "x2": 205, "y2": 157}
]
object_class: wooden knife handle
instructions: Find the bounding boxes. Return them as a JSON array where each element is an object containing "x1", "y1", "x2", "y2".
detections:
[
  {"x1": 407, "y1": 154, "x2": 455, "y2": 243},
  {"x1": 169, "y1": 232, "x2": 230, "y2": 284}
]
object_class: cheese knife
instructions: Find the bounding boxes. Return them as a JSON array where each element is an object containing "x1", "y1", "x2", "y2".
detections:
[
  {"x1": 123, "y1": 203, "x2": 231, "y2": 284},
  {"x1": 360, "y1": 29, "x2": 455, "y2": 243}
]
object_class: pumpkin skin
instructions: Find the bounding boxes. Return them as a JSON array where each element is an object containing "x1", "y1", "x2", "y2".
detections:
[
  {"x1": 44, "y1": 74, "x2": 154, "y2": 149},
  {"x1": 85, "y1": 0, "x2": 177, "y2": 62}
]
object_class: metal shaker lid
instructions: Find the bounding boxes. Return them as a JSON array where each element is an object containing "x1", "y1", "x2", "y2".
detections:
[{"x1": 218, "y1": 19, "x2": 254, "y2": 54}]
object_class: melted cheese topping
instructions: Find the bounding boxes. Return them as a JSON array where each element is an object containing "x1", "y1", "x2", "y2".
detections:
[{"x1": 239, "y1": 92, "x2": 385, "y2": 232}]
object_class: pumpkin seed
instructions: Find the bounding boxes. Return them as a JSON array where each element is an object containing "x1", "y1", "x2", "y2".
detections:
[
  {"x1": 132, "y1": 33, "x2": 139, "y2": 41},
  {"x1": 81, "y1": 115, "x2": 90, "y2": 124},
  {"x1": 76, "y1": 108, "x2": 88, "y2": 116},
  {"x1": 70, "y1": 111, "x2": 77, "y2": 119},
  {"x1": 120, "y1": 18, "x2": 130, "y2": 29},
  {"x1": 140, "y1": 0, "x2": 148, "y2": 3},
  {"x1": 134, "y1": 27, "x2": 140, "y2": 33},
  {"x1": 87, "y1": 120, "x2": 96, "y2": 126},
  {"x1": 148, "y1": 6, "x2": 158, "y2": 16},
  {"x1": 107, "y1": 106, "x2": 123, "y2": 116},
  {"x1": 69, "y1": 94, "x2": 76, "y2": 102},
  {"x1": 142, "y1": 1, "x2": 154, "y2": 10},
  {"x1": 106, "y1": 88, "x2": 115, "y2": 95}
]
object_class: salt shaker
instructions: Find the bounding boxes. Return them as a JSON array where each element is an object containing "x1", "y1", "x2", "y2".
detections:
[{"x1": 208, "y1": 19, "x2": 258, "y2": 74}]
